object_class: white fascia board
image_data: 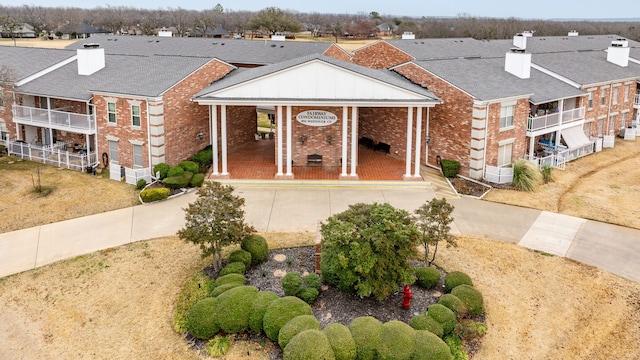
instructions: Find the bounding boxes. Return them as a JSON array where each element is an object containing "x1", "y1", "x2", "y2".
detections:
[
  {"x1": 16, "y1": 55, "x2": 77, "y2": 86},
  {"x1": 531, "y1": 63, "x2": 582, "y2": 89},
  {"x1": 193, "y1": 98, "x2": 439, "y2": 108}
]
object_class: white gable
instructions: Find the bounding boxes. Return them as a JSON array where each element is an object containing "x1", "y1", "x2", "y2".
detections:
[{"x1": 201, "y1": 60, "x2": 427, "y2": 101}]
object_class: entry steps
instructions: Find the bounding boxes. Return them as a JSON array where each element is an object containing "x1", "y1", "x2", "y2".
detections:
[{"x1": 216, "y1": 178, "x2": 433, "y2": 189}]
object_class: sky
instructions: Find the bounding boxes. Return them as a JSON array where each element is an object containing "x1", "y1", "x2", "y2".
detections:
[{"x1": 11, "y1": 0, "x2": 640, "y2": 20}]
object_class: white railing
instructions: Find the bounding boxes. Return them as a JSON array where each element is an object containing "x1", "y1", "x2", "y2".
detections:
[
  {"x1": 527, "y1": 107, "x2": 586, "y2": 132},
  {"x1": 484, "y1": 165, "x2": 514, "y2": 184},
  {"x1": 635, "y1": 94, "x2": 640, "y2": 106},
  {"x1": 7, "y1": 140, "x2": 98, "y2": 171},
  {"x1": 125, "y1": 167, "x2": 152, "y2": 186},
  {"x1": 526, "y1": 141, "x2": 594, "y2": 171},
  {"x1": 12, "y1": 105, "x2": 96, "y2": 132}
]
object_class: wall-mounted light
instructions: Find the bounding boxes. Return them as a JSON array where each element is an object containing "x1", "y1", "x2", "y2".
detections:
[
  {"x1": 425, "y1": 136, "x2": 432, "y2": 144},
  {"x1": 196, "y1": 131, "x2": 204, "y2": 140},
  {"x1": 327, "y1": 135, "x2": 332, "y2": 144},
  {"x1": 300, "y1": 134, "x2": 306, "y2": 144}
]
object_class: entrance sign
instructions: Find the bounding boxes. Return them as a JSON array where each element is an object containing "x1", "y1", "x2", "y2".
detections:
[{"x1": 296, "y1": 110, "x2": 338, "y2": 126}]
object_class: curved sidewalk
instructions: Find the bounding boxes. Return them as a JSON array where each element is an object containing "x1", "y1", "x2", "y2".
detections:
[{"x1": 1, "y1": 183, "x2": 638, "y2": 283}]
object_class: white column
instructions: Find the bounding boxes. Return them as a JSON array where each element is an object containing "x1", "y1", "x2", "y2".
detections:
[
  {"x1": 413, "y1": 107, "x2": 422, "y2": 177},
  {"x1": 425, "y1": 107, "x2": 430, "y2": 167},
  {"x1": 276, "y1": 105, "x2": 283, "y2": 176},
  {"x1": 405, "y1": 107, "x2": 414, "y2": 178},
  {"x1": 211, "y1": 105, "x2": 219, "y2": 175},
  {"x1": 350, "y1": 106, "x2": 358, "y2": 177},
  {"x1": 528, "y1": 137, "x2": 535, "y2": 160},
  {"x1": 341, "y1": 106, "x2": 348, "y2": 177},
  {"x1": 286, "y1": 105, "x2": 292, "y2": 176},
  {"x1": 220, "y1": 105, "x2": 228, "y2": 176}
]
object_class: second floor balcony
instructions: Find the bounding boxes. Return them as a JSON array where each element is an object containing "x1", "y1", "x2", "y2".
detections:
[
  {"x1": 527, "y1": 106, "x2": 585, "y2": 134},
  {"x1": 634, "y1": 94, "x2": 640, "y2": 108},
  {"x1": 12, "y1": 104, "x2": 96, "y2": 134}
]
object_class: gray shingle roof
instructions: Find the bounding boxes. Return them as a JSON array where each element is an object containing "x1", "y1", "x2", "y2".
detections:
[
  {"x1": 67, "y1": 35, "x2": 333, "y2": 66},
  {"x1": 17, "y1": 53, "x2": 215, "y2": 100},
  {"x1": 0, "y1": 46, "x2": 75, "y2": 81},
  {"x1": 194, "y1": 54, "x2": 441, "y2": 103},
  {"x1": 413, "y1": 57, "x2": 586, "y2": 103}
]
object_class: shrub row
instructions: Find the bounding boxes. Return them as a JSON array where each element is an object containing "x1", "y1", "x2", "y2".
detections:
[{"x1": 140, "y1": 187, "x2": 170, "y2": 203}]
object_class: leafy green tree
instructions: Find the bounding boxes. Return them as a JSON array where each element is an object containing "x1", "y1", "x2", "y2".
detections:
[
  {"x1": 414, "y1": 198, "x2": 456, "y2": 266},
  {"x1": 178, "y1": 182, "x2": 254, "y2": 272},
  {"x1": 246, "y1": 7, "x2": 301, "y2": 35},
  {"x1": 320, "y1": 202, "x2": 419, "y2": 300}
]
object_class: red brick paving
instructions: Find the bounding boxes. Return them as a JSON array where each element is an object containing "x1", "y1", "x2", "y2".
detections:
[{"x1": 224, "y1": 139, "x2": 417, "y2": 181}]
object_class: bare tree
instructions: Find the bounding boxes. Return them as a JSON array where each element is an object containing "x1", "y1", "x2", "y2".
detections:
[{"x1": 0, "y1": 15, "x2": 20, "y2": 46}]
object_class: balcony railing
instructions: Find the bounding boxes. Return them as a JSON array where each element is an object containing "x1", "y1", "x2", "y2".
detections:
[
  {"x1": 6, "y1": 140, "x2": 97, "y2": 171},
  {"x1": 527, "y1": 107, "x2": 585, "y2": 132},
  {"x1": 12, "y1": 105, "x2": 96, "y2": 133},
  {"x1": 635, "y1": 94, "x2": 640, "y2": 106}
]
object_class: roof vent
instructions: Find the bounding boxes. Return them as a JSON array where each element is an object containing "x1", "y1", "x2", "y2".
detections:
[
  {"x1": 568, "y1": 30, "x2": 579, "y2": 36},
  {"x1": 83, "y1": 43, "x2": 100, "y2": 48},
  {"x1": 607, "y1": 39, "x2": 629, "y2": 67},
  {"x1": 401, "y1": 31, "x2": 415, "y2": 40},
  {"x1": 270, "y1": 44, "x2": 276, "y2": 47}
]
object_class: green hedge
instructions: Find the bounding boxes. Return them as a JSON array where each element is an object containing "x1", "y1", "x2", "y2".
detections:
[
  {"x1": 213, "y1": 273, "x2": 246, "y2": 288},
  {"x1": 440, "y1": 159, "x2": 460, "y2": 178},
  {"x1": 438, "y1": 294, "x2": 467, "y2": 317},
  {"x1": 179, "y1": 160, "x2": 200, "y2": 174},
  {"x1": 140, "y1": 187, "x2": 170, "y2": 203},
  {"x1": 324, "y1": 323, "x2": 356, "y2": 360},
  {"x1": 241, "y1": 234, "x2": 269, "y2": 265},
  {"x1": 167, "y1": 165, "x2": 184, "y2": 177},
  {"x1": 282, "y1": 272, "x2": 304, "y2": 296},
  {"x1": 377, "y1": 320, "x2": 416, "y2": 360},
  {"x1": 413, "y1": 330, "x2": 454, "y2": 360},
  {"x1": 212, "y1": 286, "x2": 258, "y2": 334},
  {"x1": 410, "y1": 314, "x2": 444, "y2": 338},
  {"x1": 415, "y1": 267, "x2": 441, "y2": 289},
  {"x1": 348, "y1": 316, "x2": 382, "y2": 360},
  {"x1": 283, "y1": 329, "x2": 336, "y2": 360},
  {"x1": 186, "y1": 297, "x2": 219, "y2": 340},
  {"x1": 210, "y1": 282, "x2": 242, "y2": 297},
  {"x1": 191, "y1": 146, "x2": 213, "y2": 171},
  {"x1": 278, "y1": 315, "x2": 321, "y2": 349},
  {"x1": 173, "y1": 273, "x2": 215, "y2": 333},
  {"x1": 248, "y1": 291, "x2": 279, "y2": 333},
  {"x1": 426, "y1": 304, "x2": 457, "y2": 335},
  {"x1": 263, "y1": 296, "x2": 313, "y2": 341},
  {"x1": 444, "y1": 271, "x2": 473, "y2": 293},
  {"x1": 304, "y1": 273, "x2": 321, "y2": 290},
  {"x1": 153, "y1": 163, "x2": 170, "y2": 179},
  {"x1": 229, "y1": 249, "x2": 252, "y2": 268},
  {"x1": 190, "y1": 173, "x2": 205, "y2": 187},
  {"x1": 163, "y1": 171, "x2": 193, "y2": 189},
  {"x1": 296, "y1": 287, "x2": 319, "y2": 304},
  {"x1": 451, "y1": 285, "x2": 484, "y2": 316},
  {"x1": 219, "y1": 261, "x2": 246, "y2": 276}
]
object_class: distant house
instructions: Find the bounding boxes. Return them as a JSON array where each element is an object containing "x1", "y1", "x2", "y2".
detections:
[
  {"x1": 0, "y1": 23, "x2": 36, "y2": 38},
  {"x1": 193, "y1": 25, "x2": 231, "y2": 38},
  {"x1": 53, "y1": 23, "x2": 110, "y2": 39},
  {"x1": 376, "y1": 23, "x2": 397, "y2": 37}
]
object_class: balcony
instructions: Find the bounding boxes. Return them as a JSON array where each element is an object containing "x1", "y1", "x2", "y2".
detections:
[
  {"x1": 527, "y1": 106, "x2": 585, "y2": 134},
  {"x1": 634, "y1": 94, "x2": 640, "y2": 108},
  {"x1": 12, "y1": 105, "x2": 96, "y2": 134}
]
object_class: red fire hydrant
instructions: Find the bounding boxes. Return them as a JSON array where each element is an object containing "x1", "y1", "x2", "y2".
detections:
[{"x1": 402, "y1": 285, "x2": 413, "y2": 310}]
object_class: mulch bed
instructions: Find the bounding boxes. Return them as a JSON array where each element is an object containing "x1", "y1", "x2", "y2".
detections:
[{"x1": 450, "y1": 177, "x2": 492, "y2": 197}]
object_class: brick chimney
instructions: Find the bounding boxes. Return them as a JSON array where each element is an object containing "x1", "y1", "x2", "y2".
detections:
[
  {"x1": 77, "y1": 43, "x2": 105, "y2": 76},
  {"x1": 607, "y1": 39, "x2": 630, "y2": 67},
  {"x1": 505, "y1": 48, "x2": 531, "y2": 79}
]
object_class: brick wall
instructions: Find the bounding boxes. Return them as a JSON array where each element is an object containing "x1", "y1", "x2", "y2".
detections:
[
  {"x1": 286, "y1": 106, "x2": 345, "y2": 166},
  {"x1": 224, "y1": 106, "x2": 257, "y2": 150},
  {"x1": 583, "y1": 82, "x2": 638, "y2": 137},
  {"x1": 323, "y1": 44, "x2": 352, "y2": 62},
  {"x1": 0, "y1": 87, "x2": 14, "y2": 139},
  {"x1": 352, "y1": 42, "x2": 413, "y2": 69},
  {"x1": 484, "y1": 99, "x2": 529, "y2": 167},
  {"x1": 359, "y1": 107, "x2": 416, "y2": 160}
]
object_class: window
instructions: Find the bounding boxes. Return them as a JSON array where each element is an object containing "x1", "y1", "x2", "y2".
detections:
[
  {"x1": 600, "y1": 88, "x2": 607, "y2": 106},
  {"x1": 612, "y1": 87, "x2": 618, "y2": 105},
  {"x1": 583, "y1": 123, "x2": 591, "y2": 138},
  {"x1": 624, "y1": 85, "x2": 630, "y2": 102},
  {"x1": 0, "y1": 89, "x2": 4, "y2": 107},
  {"x1": 500, "y1": 105, "x2": 515, "y2": 129},
  {"x1": 622, "y1": 112, "x2": 628, "y2": 128},
  {"x1": 132, "y1": 144, "x2": 143, "y2": 168},
  {"x1": 0, "y1": 120, "x2": 7, "y2": 140},
  {"x1": 107, "y1": 102, "x2": 116, "y2": 124},
  {"x1": 497, "y1": 142, "x2": 513, "y2": 167},
  {"x1": 108, "y1": 140, "x2": 119, "y2": 164},
  {"x1": 609, "y1": 115, "x2": 616, "y2": 135},
  {"x1": 131, "y1": 104, "x2": 141, "y2": 127},
  {"x1": 587, "y1": 91, "x2": 593, "y2": 109},
  {"x1": 597, "y1": 119, "x2": 604, "y2": 136}
]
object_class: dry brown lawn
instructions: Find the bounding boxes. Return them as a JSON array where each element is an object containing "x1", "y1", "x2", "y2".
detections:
[
  {"x1": 484, "y1": 137, "x2": 640, "y2": 229},
  {"x1": 0, "y1": 38, "x2": 78, "y2": 49}
]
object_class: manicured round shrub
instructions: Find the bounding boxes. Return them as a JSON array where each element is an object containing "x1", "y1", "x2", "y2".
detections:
[
  {"x1": 191, "y1": 146, "x2": 213, "y2": 170},
  {"x1": 210, "y1": 282, "x2": 242, "y2": 297},
  {"x1": 278, "y1": 315, "x2": 321, "y2": 349},
  {"x1": 415, "y1": 267, "x2": 441, "y2": 289},
  {"x1": 304, "y1": 273, "x2": 321, "y2": 290},
  {"x1": 324, "y1": 323, "x2": 356, "y2": 360},
  {"x1": 140, "y1": 187, "x2": 170, "y2": 203},
  {"x1": 377, "y1": 320, "x2": 416, "y2": 360},
  {"x1": 153, "y1": 162, "x2": 170, "y2": 179},
  {"x1": 135, "y1": 178, "x2": 147, "y2": 190},
  {"x1": 241, "y1": 234, "x2": 269, "y2": 265},
  {"x1": 213, "y1": 273, "x2": 246, "y2": 288},
  {"x1": 186, "y1": 297, "x2": 219, "y2": 340},
  {"x1": 229, "y1": 249, "x2": 252, "y2": 268},
  {"x1": 427, "y1": 304, "x2": 456, "y2": 335},
  {"x1": 212, "y1": 286, "x2": 258, "y2": 334},
  {"x1": 179, "y1": 160, "x2": 200, "y2": 174},
  {"x1": 444, "y1": 271, "x2": 473, "y2": 293},
  {"x1": 438, "y1": 294, "x2": 467, "y2": 316},
  {"x1": 440, "y1": 159, "x2": 460, "y2": 178},
  {"x1": 282, "y1": 272, "x2": 304, "y2": 296},
  {"x1": 410, "y1": 314, "x2": 444, "y2": 338},
  {"x1": 248, "y1": 291, "x2": 279, "y2": 333},
  {"x1": 263, "y1": 296, "x2": 313, "y2": 341},
  {"x1": 296, "y1": 287, "x2": 319, "y2": 304},
  {"x1": 348, "y1": 316, "x2": 382, "y2": 360},
  {"x1": 190, "y1": 173, "x2": 205, "y2": 187},
  {"x1": 163, "y1": 171, "x2": 193, "y2": 189},
  {"x1": 283, "y1": 329, "x2": 336, "y2": 360},
  {"x1": 219, "y1": 261, "x2": 246, "y2": 276},
  {"x1": 451, "y1": 284, "x2": 484, "y2": 315},
  {"x1": 167, "y1": 165, "x2": 184, "y2": 177},
  {"x1": 412, "y1": 330, "x2": 453, "y2": 360}
]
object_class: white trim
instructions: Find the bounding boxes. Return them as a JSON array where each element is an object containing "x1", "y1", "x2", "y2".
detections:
[
  {"x1": 414, "y1": 107, "x2": 422, "y2": 177},
  {"x1": 105, "y1": 135, "x2": 120, "y2": 142},
  {"x1": 501, "y1": 99, "x2": 518, "y2": 107},
  {"x1": 220, "y1": 105, "x2": 228, "y2": 175},
  {"x1": 341, "y1": 106, "x2": 348, "y2": 177},
  {"x1": 405, "y1": 107, "x2": 413, "y2": 178},
  {"x1": 276, "y1": 105, "x2": 283, "y2": 176},
  {"x1": 498, "y1": 138, "x2": 515, "y2": 146},
  {"x1": 211, "y1": 105, "x2": 219, "y2": 176},
  {"x1": 16, "y1": 55, "x2": 77, "y2": 86},
  {"x1": 350, "y1": 107, "x2": 357, "y2": 177},
  {"x1": 129, "y1": 139, "x2": 145, "y2": 146},
  {"x1": 286, "y1": 105, "x2": 292, "y2": 176}
]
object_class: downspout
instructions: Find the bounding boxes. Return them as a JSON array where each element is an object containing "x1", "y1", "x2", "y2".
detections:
[{"x1": 607, "y1": 84, "x2": 614, "y2": 135}]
